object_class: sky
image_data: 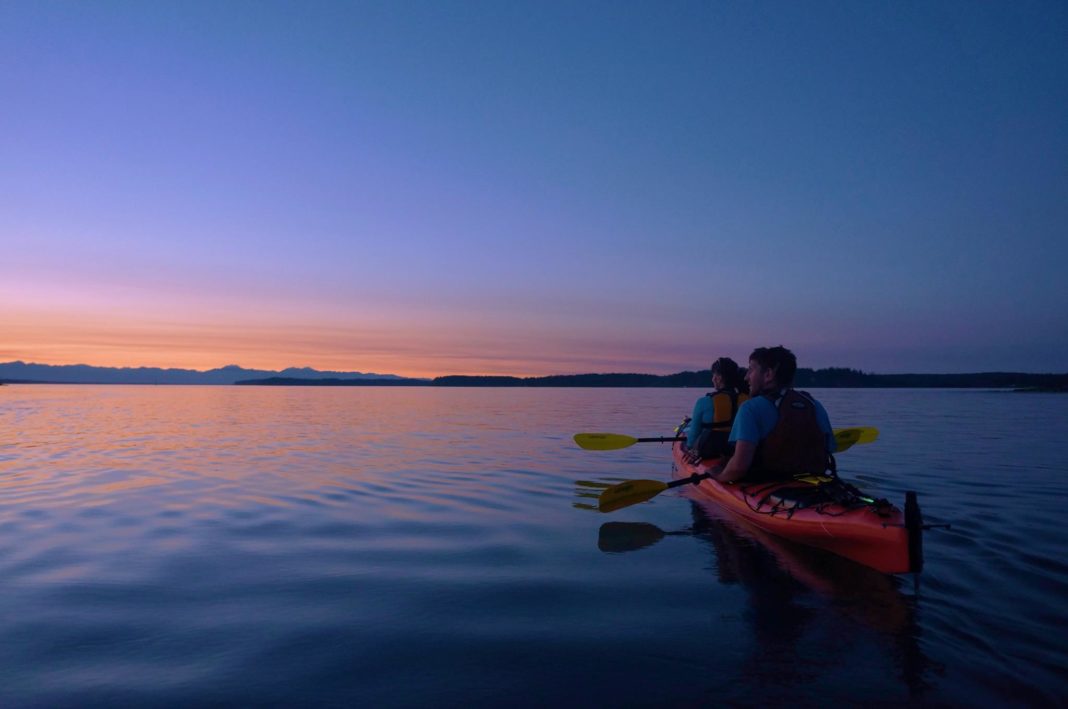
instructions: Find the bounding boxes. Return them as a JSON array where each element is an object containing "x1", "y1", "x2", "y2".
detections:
[{"x1": 2, "y1": 1, "x2": 1066, "y2": 377}]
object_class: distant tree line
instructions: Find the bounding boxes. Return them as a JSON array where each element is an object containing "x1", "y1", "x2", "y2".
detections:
[
  {"x1": 431, "y1": 369, "x2": 1068, "y2": 388},
  {"x1": 793, "y1": 368, "x2": 1068, "y2": 389},
  {"x1": 234, "y1": 369, "x2": 1068, "y2": 389}
]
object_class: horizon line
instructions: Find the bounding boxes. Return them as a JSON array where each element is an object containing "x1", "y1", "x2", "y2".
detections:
[{"x1": 3, "y1": 358, "x2": 1067, "y2": 379}]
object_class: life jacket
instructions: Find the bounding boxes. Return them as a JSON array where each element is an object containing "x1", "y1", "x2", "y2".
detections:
[
  {"x1": 694, "y1": 389, "x2": 749, "y2": 460},
  {"x1": 749, "y1": 389, "x2": 830, "y2": 481}
]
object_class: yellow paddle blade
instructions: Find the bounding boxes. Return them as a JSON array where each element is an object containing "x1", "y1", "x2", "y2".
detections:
[
  {"x1": 597, "y1": 479, "x2": 669, "y2": 513},
  {"x1": 832, "y1": 426, "x2": 879, "y2": 453},
  {"x1": 834, "y1": 428, "x2": 861, "y2": 451},
  {"x1": 794, "y1": 475, "x2": 835, "y2": 485},
  {"x1": 573, "y1": 433, "x2": 639, "y2": 451},
  {"x1": 852, "y1": 427, "x2": 879, "y2": 443}
]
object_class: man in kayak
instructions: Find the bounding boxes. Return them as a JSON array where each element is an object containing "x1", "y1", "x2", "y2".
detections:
[
  {"x1": 710, "y1": 346, "x2": 836, "y2": 483},
  {"x1": 683, "y1": 357, "x2": 748, "y2": 461}
]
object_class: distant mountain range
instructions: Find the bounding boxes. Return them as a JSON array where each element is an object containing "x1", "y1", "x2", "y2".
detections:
[{"x1": 0, "y1": 361, "x2": 412, "y2": 385}]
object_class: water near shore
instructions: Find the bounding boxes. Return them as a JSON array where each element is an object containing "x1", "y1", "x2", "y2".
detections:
[{"x1": 1, "y1": 385, "x2": 1065, "y2": 705}]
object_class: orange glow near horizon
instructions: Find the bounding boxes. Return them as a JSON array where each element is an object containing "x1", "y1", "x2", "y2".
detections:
[
  {"x1": 0, "y1": 264, "x2": 734, "y2": 377},
  {"x1": 0, "y1": 304, "x2": 708, "y2": 379}
]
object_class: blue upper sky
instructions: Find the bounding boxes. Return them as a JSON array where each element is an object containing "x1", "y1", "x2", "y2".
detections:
[{"x1": 2, "y1": 1, "x2": 1066, "y2": 375}]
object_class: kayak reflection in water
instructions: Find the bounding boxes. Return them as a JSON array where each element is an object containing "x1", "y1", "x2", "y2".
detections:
[{"x1": 598, "y1": 504, "x2": 943, "y2": 699}]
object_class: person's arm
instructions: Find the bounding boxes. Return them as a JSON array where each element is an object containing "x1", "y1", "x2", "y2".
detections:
[
  {"x1": 685, "y1": 397, "x2": 708, "y2": 447},
  {"x1": 715, "y1": 440, "x2": 755, "y2": 482},
  {"x1": 712, "y1": 399, "x2": 762, "y2": 482},
  {"x1": 814, "y1": 399, "x2": 835, "y2": 453}
]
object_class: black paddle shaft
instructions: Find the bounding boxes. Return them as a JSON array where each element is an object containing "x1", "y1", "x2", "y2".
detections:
[{"x1": 665, "y1": 472, "x2": 713, "y2": 490}]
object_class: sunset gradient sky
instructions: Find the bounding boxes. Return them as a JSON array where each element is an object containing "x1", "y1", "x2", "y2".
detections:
[{"x1": 3, "y1": 1, "x2": 1067, "y2": 377}]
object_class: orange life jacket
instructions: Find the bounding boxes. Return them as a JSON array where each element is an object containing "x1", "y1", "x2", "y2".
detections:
[{"x1": 695, "y1": 389, "x2": 749, "y2": 459}]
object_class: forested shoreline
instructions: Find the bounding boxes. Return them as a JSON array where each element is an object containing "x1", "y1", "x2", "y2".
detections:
[{"x1": 234, "y1": 369, "x2": 1068, "y2": 389}]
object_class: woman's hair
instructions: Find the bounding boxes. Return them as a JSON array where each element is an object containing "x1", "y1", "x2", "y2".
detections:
[{"x1": 710, "y1": 357, "x2": 743, "y2": 391}]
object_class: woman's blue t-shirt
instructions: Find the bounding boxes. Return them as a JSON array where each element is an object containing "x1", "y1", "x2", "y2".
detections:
[{"x1": 684, "y1": 395, "x2": 716, "y2": 447}]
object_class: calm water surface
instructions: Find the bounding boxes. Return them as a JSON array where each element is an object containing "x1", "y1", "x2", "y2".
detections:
[{"x1": 1, "y1": 385, "x2": 1066, "y2": 705}]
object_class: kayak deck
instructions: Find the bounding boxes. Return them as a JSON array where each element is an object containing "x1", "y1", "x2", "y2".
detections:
[{"x1": 671, "y1": 442, "x2": 917, "y2": 574}]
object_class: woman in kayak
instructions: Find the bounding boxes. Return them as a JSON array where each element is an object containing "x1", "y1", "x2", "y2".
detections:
[{"x1": 684, "y1": 357, "x2": 748, "y2": 461}]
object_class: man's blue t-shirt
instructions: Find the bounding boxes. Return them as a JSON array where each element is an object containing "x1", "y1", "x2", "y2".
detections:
[{"x1": 728, "y1": 393, "x2": 836, "y2": 453}]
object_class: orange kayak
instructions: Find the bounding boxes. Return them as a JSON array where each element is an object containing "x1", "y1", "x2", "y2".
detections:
[{"x1": 671, "y1": 441, "x2": 922, "y2": 574}]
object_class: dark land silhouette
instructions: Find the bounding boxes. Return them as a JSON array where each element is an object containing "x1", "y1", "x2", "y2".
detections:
[
  {"x1": 236, "y1": 368, "x2": 1068, "y2": 389},
  {"x1": 2, "y1": 360, "x2": 1065, "y2": 389}
]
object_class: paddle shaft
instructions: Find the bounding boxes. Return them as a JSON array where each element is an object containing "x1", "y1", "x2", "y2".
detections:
[
  {"x1": 666, "y1": 472, "x2": 713, "y2": 490},
  {"x1": 575, "y1": 428, "x2": 876, "y2": 452}
]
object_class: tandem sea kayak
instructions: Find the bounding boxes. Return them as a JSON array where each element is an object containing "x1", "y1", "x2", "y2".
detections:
[{"x1": 671, "y1": 441, "x2": 923, "y2": 574}]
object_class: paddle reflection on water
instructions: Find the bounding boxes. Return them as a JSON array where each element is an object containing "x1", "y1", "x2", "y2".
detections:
[
  {"x1": 572, "y1": 478, "x2": 613, "y2": 511},
  {"x1": 598, "y1": 504, "x2": 943, "y2": 698}
]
